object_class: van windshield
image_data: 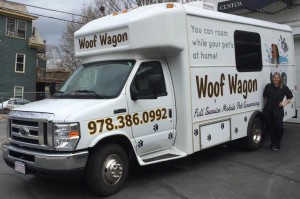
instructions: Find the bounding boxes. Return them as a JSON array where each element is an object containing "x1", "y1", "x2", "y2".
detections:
[{"x1": 54, "y1": 60, "x2": 135, "y2": 99}]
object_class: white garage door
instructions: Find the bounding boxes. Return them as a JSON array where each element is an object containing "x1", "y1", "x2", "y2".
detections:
[{"x1": 295, "y1": 38, "x2": 300, "y2": 114}]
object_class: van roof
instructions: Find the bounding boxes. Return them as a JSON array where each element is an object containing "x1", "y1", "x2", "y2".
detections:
[
  {"x1": 74, "y1": 3, "x2": 292, "y2": 59},
  {"x1": 76, "y1": 2, "x2": 291, "y2": 37}
]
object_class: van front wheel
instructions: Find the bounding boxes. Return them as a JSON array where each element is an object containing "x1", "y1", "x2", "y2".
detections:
[{"x1": 86, "y1": 144, "x2": 129, "y2": 196}]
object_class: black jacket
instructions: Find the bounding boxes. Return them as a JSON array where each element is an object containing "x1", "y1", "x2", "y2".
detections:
[{"x1": 263, "y1": 83, "x2": 293, "y2": 111}]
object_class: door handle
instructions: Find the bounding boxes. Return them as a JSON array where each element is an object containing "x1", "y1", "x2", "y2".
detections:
[
  {"x1": 169, "y1": 109, "x2": 172, "y2": 119},
  {"x1": 114, "y1": 108, "x2": 127, "y2": 114}
]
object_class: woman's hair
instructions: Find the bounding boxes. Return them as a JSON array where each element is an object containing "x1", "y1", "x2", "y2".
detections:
[
  {"x1": 272, "y1": 72, "x2": 282, "y2": 87},
  {"x1": 271, "y1": 44, "x2": 280, "y2": 64}
]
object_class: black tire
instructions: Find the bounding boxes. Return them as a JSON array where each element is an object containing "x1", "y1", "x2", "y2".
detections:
[
  {"x1": 244, "y1": 118, "x2": 264, "y2": 151},
  {"x1": 86, "y1": 144, "x2": 129, "y2": 196}
]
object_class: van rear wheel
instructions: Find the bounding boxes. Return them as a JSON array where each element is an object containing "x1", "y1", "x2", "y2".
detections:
[
  {"x1": 86, "y1": 144, "x2": 129, "y2": 196},
  {"x1": 244, "y1": 118, "x2": 264, "y2": 151}
]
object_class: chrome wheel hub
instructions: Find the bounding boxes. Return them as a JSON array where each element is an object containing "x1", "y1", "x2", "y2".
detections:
[
  {"x1": 102, "y1": 154, "x2": 123, "y2": 185},
  {"x1": 252, "y1": 124, "x2": 262, "y2": 144}
]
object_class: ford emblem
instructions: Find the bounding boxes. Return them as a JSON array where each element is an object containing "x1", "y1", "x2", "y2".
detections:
[{"x1": 19, "y1": 127, "x2": 30, "y2": 136}]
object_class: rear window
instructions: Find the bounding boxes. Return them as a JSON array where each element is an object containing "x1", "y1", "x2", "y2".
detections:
[{"x1": 234, "y1": 30, "x2": 262, "y2": 72}]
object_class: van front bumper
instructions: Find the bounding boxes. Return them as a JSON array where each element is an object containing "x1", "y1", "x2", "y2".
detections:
[{"x1": 2, "y1": 142, "x2": 89, "y2": 175}]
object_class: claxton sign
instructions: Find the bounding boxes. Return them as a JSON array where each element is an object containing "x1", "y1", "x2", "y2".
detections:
[
  {"x1": 218, "y1": 1, "x2": 243, "y2": 12},
  {"x1": 218, "y1": 0, "x2": 280, "y2": 13}
]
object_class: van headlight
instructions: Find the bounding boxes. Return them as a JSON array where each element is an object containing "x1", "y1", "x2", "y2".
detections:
[{"x1": 53, "y1": 123, "x2": 80, "y2": 151}]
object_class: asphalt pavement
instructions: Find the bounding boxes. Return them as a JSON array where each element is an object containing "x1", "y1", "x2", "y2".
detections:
[{"x1": 0, "y1": 117, "x2": 300, "y2": 199}]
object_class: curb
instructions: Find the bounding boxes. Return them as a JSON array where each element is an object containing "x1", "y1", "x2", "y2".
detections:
[{"x1": 284, "y1": 117, "x2": 300, "y2": 125}]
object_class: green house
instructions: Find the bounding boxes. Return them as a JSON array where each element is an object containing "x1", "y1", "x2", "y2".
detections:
[{"x1": 0, "y1": 1, "x2": 46, "y2": 102}]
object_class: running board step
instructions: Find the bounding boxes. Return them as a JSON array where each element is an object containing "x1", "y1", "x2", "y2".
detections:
[{"x1": 137, "y1": 147, "x2": 187, "y2": 166}]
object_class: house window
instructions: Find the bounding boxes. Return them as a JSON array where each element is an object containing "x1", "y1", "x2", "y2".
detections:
[
  {"x1": 14, "y1": 86, "x2": 24, "y2": 98},
  {"x1": 234, "y1": 30, "x2": 262, "y2": 72},
  {"x1": 17, "y1": 20, "x2": 26, "y2": 38},
  {"x1": 6, "y1": 18, "x2": 15, "y2": 36},
  {"x1": 6, "y1": 18, "x2": 27, "y2": 39},
  {"x1": 15, "y1": 54, "x2": 26, "y2": 73}
]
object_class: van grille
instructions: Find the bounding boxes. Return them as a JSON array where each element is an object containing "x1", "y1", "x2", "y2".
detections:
[{"x1": 8, "y1": 111, "x2": 54, "y2": 150}]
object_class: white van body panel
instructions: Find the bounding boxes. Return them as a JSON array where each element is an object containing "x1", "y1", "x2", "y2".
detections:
[
  {"x1": 73, "y1": 2, "x2": 295, "y2": 156},
  {"x1": 6, "y1": 2, "x2": 296, "y2": 167}
]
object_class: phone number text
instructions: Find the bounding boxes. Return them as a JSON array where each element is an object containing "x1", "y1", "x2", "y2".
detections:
[{"x1": 88, "y1": 108, "x2": 168, "y2": 135}]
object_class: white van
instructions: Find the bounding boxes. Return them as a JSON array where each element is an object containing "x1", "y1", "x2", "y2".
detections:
[{"x1": 2, "y1": 2, "x2": 296, "y2": 196}]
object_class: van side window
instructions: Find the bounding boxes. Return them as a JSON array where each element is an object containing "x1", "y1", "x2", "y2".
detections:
[
  {"x1": 133, "y1": 61, "x2": 167, "y2": 98},
  {"x1": 234, "y1": 30, "x2": 262, "y2": 72}
]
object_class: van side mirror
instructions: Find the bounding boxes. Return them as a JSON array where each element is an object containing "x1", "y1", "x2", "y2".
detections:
[
  {"x1": 130, "y1": 83, "x2": 138, "y2": 101},
  {"x1": 130, "y1": 74, "x2": 164, "y2": 101},
  {"x1": 148, "y1": 74, "x2": 163, "y2": 98}
]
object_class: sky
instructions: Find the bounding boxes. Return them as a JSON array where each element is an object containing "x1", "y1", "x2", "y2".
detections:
[
  {"x1": 8, "y1": 0, "x2": 222, "y2": 46},
  {"x1": 9, "y1": 0, "x2": 95, "y2": 46}
]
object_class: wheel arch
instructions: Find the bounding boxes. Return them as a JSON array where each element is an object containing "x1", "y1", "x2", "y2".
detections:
[
  {"x1": 243, "y1": 110, "x2": 265, "y2": 151},
  {"x1": 89, "y1": 134, "x2": 137, "y2": 162},
  {"x1": 247, "y1": 110, "x2": 265, "y2": 135}
]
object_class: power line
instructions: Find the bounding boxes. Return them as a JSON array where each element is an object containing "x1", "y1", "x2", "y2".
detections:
[
  {"x1": 7, "y1": 0, "x2": 94, "y2": 20},
  {"x1": 0, "y1": 6, "x2": 85, "y2": 24},
  {"x1": 30, "y1": 12, "x2": 85, "y2": 25}
]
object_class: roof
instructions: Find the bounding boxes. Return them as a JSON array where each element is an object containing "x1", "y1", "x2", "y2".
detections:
[
  {"x1": 29, "y1": 30, "x2": 46, "y2": 48},
  {"x1": 217, "y1": 0, "x2": 293, "y2": 13},
  {"x1": 74, "y1": 2, "x2": 292, "y2": 59},
  {"x1": 184, "y1": 3, "x2": 292, "y2": 32},
  {"x1": 0, "y1": 0, "x2": 37, "y2": 20}
]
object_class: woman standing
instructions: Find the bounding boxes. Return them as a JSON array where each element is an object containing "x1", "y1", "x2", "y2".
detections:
[{"x1": 263, "y1": 72, "x2": 293, "y2": 151}]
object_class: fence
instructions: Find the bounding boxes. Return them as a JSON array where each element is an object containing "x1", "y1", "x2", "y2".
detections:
[{"x1": 0, "y1": 92, "x2": 50, "y2": 114}]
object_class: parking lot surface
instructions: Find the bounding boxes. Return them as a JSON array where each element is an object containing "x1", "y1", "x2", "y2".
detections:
[{"x1": 0, "y1": 120, "x2": 299, "y2": 199}]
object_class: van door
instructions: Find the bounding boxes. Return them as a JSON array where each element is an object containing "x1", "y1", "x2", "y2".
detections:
[{"x1": 126, "y1": 60, "x2": 175, "y2": 155}]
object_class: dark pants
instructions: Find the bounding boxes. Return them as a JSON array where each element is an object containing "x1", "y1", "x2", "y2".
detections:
[{"x1": 264, "y1": 109, "x2": 284, "y2": 149}]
